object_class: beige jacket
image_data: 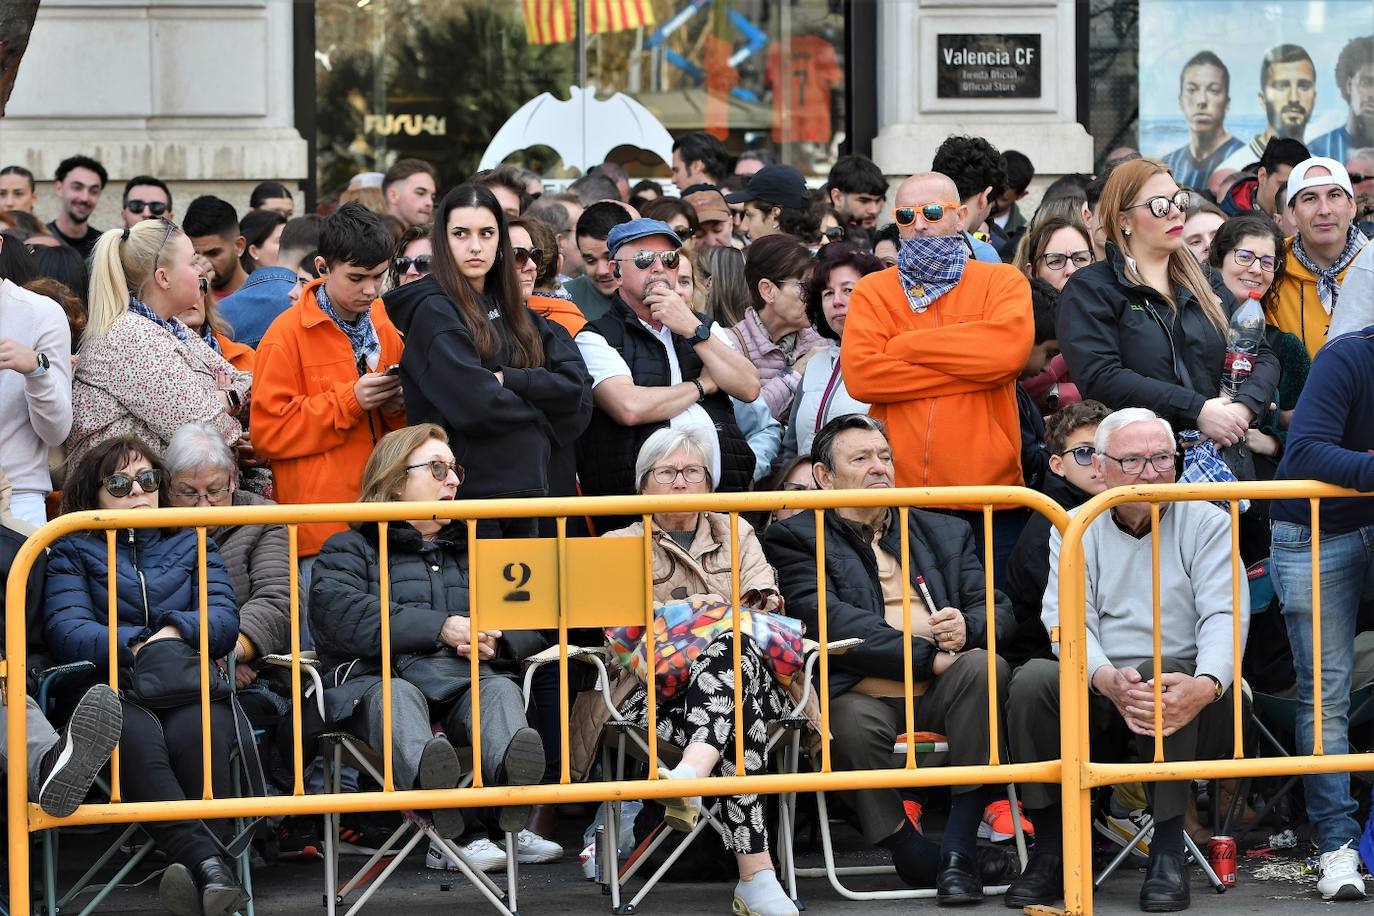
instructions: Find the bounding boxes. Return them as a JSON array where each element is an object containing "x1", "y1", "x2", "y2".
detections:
[{"x1": 602, "y1": 512, "x2": 780, "y2": 606}]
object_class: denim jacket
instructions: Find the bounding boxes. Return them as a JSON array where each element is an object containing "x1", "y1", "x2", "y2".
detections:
[{"x1": 221, "y1": 266, "x2": 299, "y2": 348}]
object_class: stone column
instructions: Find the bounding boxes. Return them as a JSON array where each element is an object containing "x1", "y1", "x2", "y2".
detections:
[
  {"x1": 872, "y1": 0, "x2": 1094, "y2": 205},
  {"x1": 0, "y1": 0, "x2": 307, "y2": 225}
]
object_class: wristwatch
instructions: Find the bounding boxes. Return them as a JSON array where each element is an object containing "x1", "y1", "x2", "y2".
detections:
[
  {"x1": 1201, "y1": 673, "x2": 1223, "y2": 702},
  {"x1": 688, "y1": 323, "x2": 712, "y2": 346},
  {"x1": 25, "y1": 352, "x2": 49, "y2": 378}
]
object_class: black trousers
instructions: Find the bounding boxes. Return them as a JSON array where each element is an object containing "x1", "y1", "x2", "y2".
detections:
[{"x1": 117, "y1": 699, "x2": 236, "y2": 866}]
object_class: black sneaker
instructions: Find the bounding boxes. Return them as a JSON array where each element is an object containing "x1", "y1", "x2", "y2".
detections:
[
  {"x1": 38, "y1": 684, "x2": 123, "y2": 818},
  {"x1": 276, "y1": 816, "x2": 324, "y2": 862},
  {"x1": 338, "y1": 814, "x2": 400, "y2": 856}
]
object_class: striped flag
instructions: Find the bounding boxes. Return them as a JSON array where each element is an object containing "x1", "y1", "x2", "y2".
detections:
[{"x1": 523, "y1": 0, "x2": 656, "y2": 45}]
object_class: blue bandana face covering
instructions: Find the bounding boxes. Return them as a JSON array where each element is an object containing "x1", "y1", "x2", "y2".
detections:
[{"x1": 896, "y1": 235, "x2": 969, "y2": 313}]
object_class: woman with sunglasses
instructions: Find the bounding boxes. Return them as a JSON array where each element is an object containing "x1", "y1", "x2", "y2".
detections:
[
  {"x1": 601, "y1": 427, "x2": 799, "y2": 916},
  {"x1": 733, "y1": 233, "x2": 825, "y2": 421},
  {"x1": 388, "y1": 222, "x2": 433, "y2": 290},
  {"x1": 1056, "y1": 158, "x2": 1279, "y2": 449},
  {"x1": 44, "y1": 436, "x2": 248, "y2": 916},
  {"x1": 67, "y1": 220, "x2": 251, "y2": 470},
  {"x1": 179, "y1": 263, "x2": 255, "y2": 372},
  {"x1": 1017, "y1": 216, "x2": 1094, "y2": 412},
  {"x1": 310, "y1": 424, "x2": 554, "y2": 872},
  {"x1": 384, "y1": 184, "x2": 592, "y2": 536},
  {"x1": 642, "y1": 197, "x2": 700, "y2": 251}
]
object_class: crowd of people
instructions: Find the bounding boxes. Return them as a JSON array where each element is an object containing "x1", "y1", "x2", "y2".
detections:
[{"x1": 0, "y1": 120, "x2": 1372, "y2": 916}]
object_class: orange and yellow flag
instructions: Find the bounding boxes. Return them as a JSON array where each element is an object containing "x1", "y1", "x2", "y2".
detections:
[{"x1": 523, "y1": 0, "x2": 656, "y2": 45}]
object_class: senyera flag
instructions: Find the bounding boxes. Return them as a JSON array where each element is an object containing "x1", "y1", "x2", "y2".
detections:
[{"x1": 524, "y1": 0, "x2": 656, "y2": 45}]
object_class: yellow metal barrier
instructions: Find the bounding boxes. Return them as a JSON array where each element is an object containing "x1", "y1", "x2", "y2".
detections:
[
  {"x1": 1056, "y1": 479, "x2": 1370, "y2": 916},
  {"x1": 5, "y1": 486, "x2": 1066, "y2": 916}
]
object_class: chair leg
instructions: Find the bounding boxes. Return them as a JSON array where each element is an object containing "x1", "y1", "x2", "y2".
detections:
[
  {"x1": 1007, "y1": 782, "x2": 1029, "y2": 869},
  {"x1": 1095, "y1": 817, "x2": 1151, "y2": 889},
  {"x1": 1184, "y1": 831, "x2": 1225, "y2": 892}
]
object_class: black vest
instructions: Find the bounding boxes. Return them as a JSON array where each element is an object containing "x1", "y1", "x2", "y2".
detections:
[{"x1": 576, "y1": 295, "x2": 755, "y2": 500}]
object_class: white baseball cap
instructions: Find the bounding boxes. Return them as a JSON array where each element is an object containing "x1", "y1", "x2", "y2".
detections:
[{"x1": 1286, "y1": 157, "x2": 1354, "y2": 206}]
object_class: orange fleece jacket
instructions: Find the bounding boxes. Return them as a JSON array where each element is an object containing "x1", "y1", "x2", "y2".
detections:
[
  {"x1": 250, "y1": 280, "x2": 406, "y2": 556},
  {"x1": 840, "y1": 260, "x2": 1033, "y2": 488},
  {"x1": 529, "y1": 294, "x2": 587, "y2": 337},
  {"x1": 215, "y1": 332, "x2": 255, "y2": 374}
]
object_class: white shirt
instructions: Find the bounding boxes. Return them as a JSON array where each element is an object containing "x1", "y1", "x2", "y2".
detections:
[{"x1": 575, "y1": 320, "x2": 737, "y2": 485}]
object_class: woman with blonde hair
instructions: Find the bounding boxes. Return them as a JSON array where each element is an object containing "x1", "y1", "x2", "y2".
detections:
[
  {"x1": 66, "y1": 219, "x2": 250, "y2": 468},
  {"x1": 1056, "y1": 158, "x2": 1279, "y2": 445}
]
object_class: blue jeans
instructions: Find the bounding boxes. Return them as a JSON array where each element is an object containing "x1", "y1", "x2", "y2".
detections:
[{"x1": 1271, "y1": 519, "x2": 1374, "y2": 853}]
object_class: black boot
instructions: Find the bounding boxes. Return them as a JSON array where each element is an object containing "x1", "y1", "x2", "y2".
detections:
[
  {"x1": 160, "y1": 856, "x2": 249, "y2": 916},
  {"x1": 1004, "y1": 848, "x2": 1063, "y2": 909},
  {"x1": 1139, "y1": 849, "x2": 1190, "y2": 912},
  {"x1": 936, "y1": 849, "x2": 984, "y2": 906}
]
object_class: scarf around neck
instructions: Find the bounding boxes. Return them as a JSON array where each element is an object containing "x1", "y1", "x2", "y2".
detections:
[
  {"x1": 1292, "y1": 224, "x2": 1368, "y2": 315},
  {"x1": 128, "y1": 295, "x2": 192, "y2": 346},
  {"x1": 317, "y1": 283, "x2": 381, "y2": 370},
  {"x1": 896, "y1": 235, "x2": 969, "y2": 313}
]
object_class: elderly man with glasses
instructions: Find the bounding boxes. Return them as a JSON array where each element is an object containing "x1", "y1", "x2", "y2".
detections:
[
  {"x1": 572, "y1": 218, "x2": 760, "y2": 526},
  {"x1": 1003, "y1": 407, "x2": 1250, "y2": 913}
]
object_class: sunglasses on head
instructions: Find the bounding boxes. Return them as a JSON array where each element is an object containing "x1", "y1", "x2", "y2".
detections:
[
  {"x1": 674, "y1": 225, "x2": 697, "y2": 241},
  {"x1": 618, "y1": 249, "x2": 680, "y2": 271},
  {"x1": 405, "y1": 459, "x2": 466, "y2": 484},
  {"x1": 1058, "y1": 445, "x2": 1097, "y2": 467},
  {"x1": 103, "y1": 468, "x2": 162, "y2": 498},
  {"x1": 125, "y1": 199, "x2": 168, "y2": 216},
  {"x1": 512, "y1": 246, "x2": 545, "y2": 269},
  {"x1": 892, "y1": 202, "x2": 961, "y2": 226},
  {"x1": 394, "y1": 255, "x2": 432, "y2": 275}
]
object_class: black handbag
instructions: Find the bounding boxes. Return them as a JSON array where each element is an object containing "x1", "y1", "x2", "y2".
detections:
[
  {"x1": 394, "y1": 650, "x2": 473, "y2": 705},
  {"x1": 121, "y1": 637, "x2": 232, "y2": 708}
]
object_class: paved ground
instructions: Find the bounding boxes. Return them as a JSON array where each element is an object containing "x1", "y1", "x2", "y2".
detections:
[{"x1": 16, "y1": 807, "x2": 1366, "y2": 915}]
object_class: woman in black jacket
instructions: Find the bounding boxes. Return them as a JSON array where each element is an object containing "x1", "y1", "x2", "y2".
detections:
[
  {"x1": 382, "y1": 184, "x2": 592, "y2": 537},
  {"x1": 1057, "y1": 159, "x2": 1279, "y2": 445},
  {"x1": 309, "y1": 423, "x2": 551, "y2": 867}
]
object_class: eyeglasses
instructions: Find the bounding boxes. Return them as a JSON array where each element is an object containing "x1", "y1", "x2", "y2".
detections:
[
  {"x1": 405, "y1": 460, "x2": 465, "y2": 484},
  {"x1": 1039, "y1": 250, "x2": 1094, "y2": 271},
  {"x1": 393, "y1": 255, "x2": 432, "y2": 275},
  {"x1": 1057, "y1": 445, "x2": 1097, "y2": 467},
  {"x1": 1231, "y1": 248, "x2": 1277, "y2": 273},
  {"x1": 1123, "y1": 190, "x2": 1191, "y2": 219},
  {"x1": 617, "y1": 249, "x2": 681, "y2": 271},
  {"x1": 673, "y1": 225, "x2": 697, "y2": 241},
  {"x1": 103, "y1": 468, "x2": 162, "y2": 498},
  {"x1": 172, "y1": 484, "x2": 232, "y2": 505},
  {"x1": 649, "y1": 465, "x2": 707, "y2": 485},
  {"x1": 892, "y1": 202, "x2": 961, "y2": 226},
  {"x1": 821, "y1": 226, "x2": 846, "y2": 242},
  {"x1": 125, "y1": 199, "x2": 169, "y2": 217},
  {"x1": 1350, "y1": 173, "x2": 1370, "y2": 184},
  {"x1": 775, "y1": 278, "x2": 809, "y2": 296},
  {"x1": 1101, "y1": 451, "x2": 1179, "y2": 476},
  {"x1": 512, "y1": 247, "x2": 545, "y2": 269}
]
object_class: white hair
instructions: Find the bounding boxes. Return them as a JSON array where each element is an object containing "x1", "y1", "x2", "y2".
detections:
[
  {"x1": 1093, "y1": 408, "x2": 1175, "y2": 455},
  {"x1": 634, "y1": 425, "x2": 717, "y2": 493},
  {"x1": 165, "y1": 421, "x2": 237, "y2": 482}
]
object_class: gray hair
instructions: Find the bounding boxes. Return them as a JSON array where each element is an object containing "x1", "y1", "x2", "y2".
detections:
[
  {"x1": 634, "y1": 426, "x2": 717, "y2": 493},
  {"x1": 811, "y1": 413, "x2": 887, "y2": 469},
  {"x1": 1094, "y1": 408, "x2": 1175, "y2": 455},
  {"x1": 165, "y1": 421, "x2": 237, "y2": 482}
]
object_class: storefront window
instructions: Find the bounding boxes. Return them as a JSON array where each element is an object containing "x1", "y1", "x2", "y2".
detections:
[
  {"x1": 315, "y1": 0, "x2": 846, "y2": 194},
  {"x1": 1083, "y1": 0, "x2": 1139, "y2": 170}
]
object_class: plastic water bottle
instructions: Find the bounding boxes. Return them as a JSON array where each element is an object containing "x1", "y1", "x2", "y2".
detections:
[{"x1": 1221, "y1": 291, "x2": 1265, "y2": 398}]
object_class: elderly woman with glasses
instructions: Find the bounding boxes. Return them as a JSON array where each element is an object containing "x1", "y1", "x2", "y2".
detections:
[
  {"x1": 601, "y1": 426, "x2": 799, "y2": 916},
  {"x1": 1056, "y1": 158, "x2": 1279, "y2": 447},
  {"x1": 66, "y1": 219, "x2": 251, "y2": 470},
  {"x1": 310, "y1": 423, "x2": 554, "y2": 869},
  {"x1": 43, "y1": 436, "x2": 247, "y2": 916},
  {"x1": 165, "y1": 422, "x2": 291, "y2": 688}
]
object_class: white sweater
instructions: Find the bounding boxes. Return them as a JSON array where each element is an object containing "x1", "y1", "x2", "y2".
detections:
[
  {"x1": 1042, "y1": 498, "x2": 1250, "y2": 690},
  {"x1": 0, "y1": 280, "x2": 72, "y2": 499}
]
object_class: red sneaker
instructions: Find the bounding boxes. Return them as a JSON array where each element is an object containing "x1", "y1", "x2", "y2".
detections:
[
  {"x1": 902, "y1": 798, "x2": 924, "y2": 833},
  {"x1": 978, "y1": 799, "x2": 1034, "y2": 843}
]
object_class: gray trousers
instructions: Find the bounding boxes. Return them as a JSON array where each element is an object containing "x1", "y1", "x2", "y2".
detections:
[
  {"x1": 829, "y1": 648, "x2": 1009, "y2": 846},
  {"x1": 346, "y1": 675, "x2": 529, "y2": 790},
  {"x1": 1007, "y1": 656, "x2": 1236, "y2": 820},
  {"x1": 0, "y1": 695, "x2": 60, "y2": 800}
]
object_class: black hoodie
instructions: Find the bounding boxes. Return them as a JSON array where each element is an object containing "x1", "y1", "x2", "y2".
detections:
[{"x1": 384, "y1": 276, "x2": 592, "y2": 500}]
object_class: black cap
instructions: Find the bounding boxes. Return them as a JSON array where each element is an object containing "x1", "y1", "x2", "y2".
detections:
[{"x1": 725, "y1": 164, "x2": 807, "y2": 210}]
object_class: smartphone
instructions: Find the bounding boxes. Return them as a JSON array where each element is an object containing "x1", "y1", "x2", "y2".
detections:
[{"x1": 385, "y1": 364, "x2": 401, "y2": 377}]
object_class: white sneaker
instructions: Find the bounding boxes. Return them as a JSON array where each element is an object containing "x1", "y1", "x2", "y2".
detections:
[
  {"x1": 507, "y1": 828, "x2": 562, "y2": 864},
  {"x1": 1093, "y1": 809, "x2": 1152, "y2": 859},
  {"x1": 1317, "y1": 841, "x2": 1367, "y2": 901},
  {"x1": 425, "y1": 837, "x2": 506, "y2": 873}
]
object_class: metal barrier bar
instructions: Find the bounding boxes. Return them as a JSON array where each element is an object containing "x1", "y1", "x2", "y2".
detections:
[
  {"x1": 197, "y1": 527, "x2": 213, "y2": 799},
  {"x1": 288, "y1": 524, "x2": 304, "y2": 795},
  {"x1": 1310, "y1": 497, "x2": 1324, "y2": 756},
  {"x1": 464, "y1": 518, "x2": 481, "y2": 789},
  {"x1": 105, "y1": 530, "x2": 121, "y2": 803},
  {"x1": 1150, "y1": 502, "x2": 1163, "y2": 762},
  {"x1": 898, "y1": 509, "x2": 915, "y2": 769},
  {"x1": 556, "y1": 516, "x2": 572, "y2": 786},
  {"x1": 984, "y1": 506, "x2": 999, "y2": 766},
  {"x1": 379, "y1": 521, "x2": 394, "y2": 792},
  {"x1": 641, "y1": 513, "x2": 659, "y2": 779},
  {"x1": 1230, "y1": 501, "x2": 1244, "y2": 760},
  {"x1": 730, "y1": 511, "x2": 744, "y2": 775},
  {"x1": 814, "y1": 508, "x2": 831, "y2": 774}
]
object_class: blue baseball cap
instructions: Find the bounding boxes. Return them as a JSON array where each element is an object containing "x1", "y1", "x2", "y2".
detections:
[{"x1": 606, "y1": 218, "x2": 682, "y2": 258}]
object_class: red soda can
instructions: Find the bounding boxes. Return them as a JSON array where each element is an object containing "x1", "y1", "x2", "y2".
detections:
[{"x1": 1208, "y1": 835, "x2": 1237, "y2": 887}]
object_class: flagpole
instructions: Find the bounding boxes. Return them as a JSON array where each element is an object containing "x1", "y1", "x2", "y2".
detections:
[{"x1": 576, "y1": 0, "x2": 587, "y2": 87}]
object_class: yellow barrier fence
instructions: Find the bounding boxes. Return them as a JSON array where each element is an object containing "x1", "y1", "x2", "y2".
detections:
[
  {"x1": 1057, "y1": 479, "x2": 1371, "y2": 916},
  {"x1": 4, "y1": 486, "x2": 1066, "y2": 916}
]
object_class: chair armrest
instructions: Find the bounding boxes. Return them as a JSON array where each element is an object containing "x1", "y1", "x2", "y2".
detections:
[{"x1": 262, "y1": 652, "x2": 320, "y2": 668}]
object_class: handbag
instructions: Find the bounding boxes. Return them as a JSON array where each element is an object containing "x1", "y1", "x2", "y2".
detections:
[
  {"x1": 394, "y1": 650, "x2": 473, "y2": 705},
  {"x1": 606, "y1": 595, "x2": 805, "y2": 700},
  {"x1": 121, "y1": 637, "x2": 232, "y2": 709}
]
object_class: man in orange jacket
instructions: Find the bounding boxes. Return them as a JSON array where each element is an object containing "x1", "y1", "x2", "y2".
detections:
[
  {"x1": 841, "y1": 171, "x2": 1034, "y2": 582},
  {"x1": 251, "y1": 202, "x2": 407, "y2": 641}
]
